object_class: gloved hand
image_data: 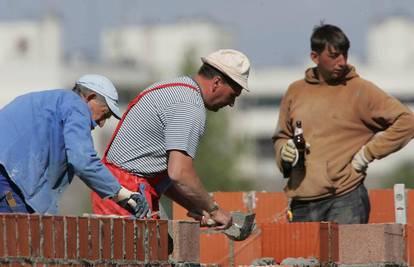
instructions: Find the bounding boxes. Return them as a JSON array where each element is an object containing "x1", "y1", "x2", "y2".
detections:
[
  {"x1": 114, "y1": 187, "x2": 150, "y2": 219},
  {"x1": 352, "y1": 146, "x2": 372, "y2": 172},
  {"x1": 281, "y1": 139, "x2": 299, "y2": 166},
  {"x1": 281, "y1": 139, "x2": 310, "y2": 167}
]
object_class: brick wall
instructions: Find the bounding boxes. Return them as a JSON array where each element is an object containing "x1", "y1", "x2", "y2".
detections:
[
  {"x1": 0, "y1": 214, "x2": 169, "y2": 266},
  {"x1": 173, "y1": 189, "x2": 414, "y2": 266}
]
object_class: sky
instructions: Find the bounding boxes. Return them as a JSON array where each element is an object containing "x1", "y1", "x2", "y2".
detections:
[{"x1": 1, "y1": 0, "x2": 414, "y2": 67}]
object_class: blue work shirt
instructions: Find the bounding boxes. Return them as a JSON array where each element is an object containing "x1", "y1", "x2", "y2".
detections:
[{"x1": 0, "y1": 89, "x2": 121, "y2": 214}]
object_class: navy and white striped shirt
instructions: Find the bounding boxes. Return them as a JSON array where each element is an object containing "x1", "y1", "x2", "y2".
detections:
[{"x1": 106, "y1": 76, "x2": 206, "y2": 176}]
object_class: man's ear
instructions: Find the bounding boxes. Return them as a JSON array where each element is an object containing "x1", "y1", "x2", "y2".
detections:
[
  {"x1": 211, "y1": 76, "x2": 221, "y2": 93},
  {"x1": 310, "y1": 51, "x2": 319, "y2": 65},
  {"x1": 84, "y1": 92, "x2": 96, "y2": 102}
]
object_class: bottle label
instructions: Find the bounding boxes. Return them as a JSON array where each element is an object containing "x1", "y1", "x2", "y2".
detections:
[{"x1": 294, "y1": 127, "x2": 303, "y2": 136}]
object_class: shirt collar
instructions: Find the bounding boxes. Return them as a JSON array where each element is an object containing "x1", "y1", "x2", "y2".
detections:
[{"x1": 88, "y1": 108, "x2": 97, "y2": 130}]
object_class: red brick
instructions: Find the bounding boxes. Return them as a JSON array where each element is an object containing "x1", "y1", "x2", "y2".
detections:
[
  {"x1": 124, "y1": 219, "x2": 135, "y2": 260},
  {"x1": 200, "y1": 232, "x2": 230, "y2": 266},
  {"x1": 54, "y1": 216, "x2": 64, "y2": 258},
  {"x1": 320, "y1": 222, "x2": 338, "y2": 261},
  {"x1": 0, "y1": 215, "x2": 4, "y2": 257},
  {"x1": 5, "y1": 214, "x2": 17, "y2": 256},
  {"x1": 253, "y1": 192, "x2": 289, "y2": 224},
  {"x1": 406, "y1": 224, "x2": 414, "y2": 265},
  {"x1": 213, "y1": 192, "x2": 248, "y2": 213},
  {"x1": 100, "y1": 217, "x2": 112, "y2": 260},
  {"x1": 65, "y1": 216, "x2": 78, "y2": 259},
  {"x1": 113, "y1": 218, "x2": 124, "y2": 259},
  {"x1": 261, "y1": 222, "x2": 337, "y2": 263},
  {"x1": 407, "y1": 190, "x2": 414, "y2": 225},
  {"x1": 29, "y1": 215, "x2": 41, "y2": 257},
  {"x1": 16, "y1": 214, "x2": 30, "y2": 256},
  {"x1": 368, "y1": 189, "x2": 394, "y2": 223},
  {"x1": 158, "y1": 220, "x2": 169, "y2": 261},
  {"x1": 170, "y1": 220, "x2": 200, "y2": 263},
  {"x1": 147, "y1": 220, "x2": 158, "y2": 261},
  {"x1": 41, "y1": 215, "x2": 54, "y2": 258},
  {"x1": 233, "y1": 232, "x2": 262, "y2": 266},
  {"x1": 339, "y1": 223, "x2": 404, "y2": 265},
  {"x1": 78, "y1": 217, "x2": 89, "y2": 259},
  {"x1": 172, "y1": 202, "x2": 189, "y2": 220},
  {"x1": 135, "y1": 220, "x2": 145, "y2": 261},
  {"x1": 89, "y1": 217, "x2": 100, "y2": 260}
]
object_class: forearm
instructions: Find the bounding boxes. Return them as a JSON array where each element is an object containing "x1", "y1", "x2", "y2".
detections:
[
  {"x1": 365, "y1": 112, "x2": 414, "y2": 160},
  {"x1": 168, "y1": 150, "x2": 231, "y2": 229},
  {"x1": 164, "y1": 184, "x2": 202, "y2": 213},
  {"x1": 68, "y1": 151, "x2": 121, "y2": 198},
  {"x1": 171, "y1": 169, "x2": 215, "y2": 212},
  {"x1": 168, "y1": 150, "x2": 216, "y2": 212}
]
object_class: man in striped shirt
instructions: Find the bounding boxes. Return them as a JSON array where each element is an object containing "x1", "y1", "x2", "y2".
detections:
[{"x1": 92, "y1": 49, "x2": 251, "y2": 229}]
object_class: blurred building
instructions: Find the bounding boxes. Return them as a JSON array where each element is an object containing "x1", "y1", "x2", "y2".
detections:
[
  {"x1": 102, "y1": 19, "x2": 233, "y2": 79},
  {"x1": 0, "y1": 14, "x2": 414, "y2": 213},
  {"x1": 0, "y1": 14, "x2": 63, "y2": 104}
]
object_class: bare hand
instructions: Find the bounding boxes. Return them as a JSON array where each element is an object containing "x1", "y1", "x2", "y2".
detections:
[
  {"x1": 187, "y1": 210, "x2": 214, "y2": 227},
  {"x1": 210, "y1": 208, "x2": 232, "y2": 230}
]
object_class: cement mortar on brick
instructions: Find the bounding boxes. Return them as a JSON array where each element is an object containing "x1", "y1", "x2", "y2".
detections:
[{"x1": 338, "y1": 223, "x2": 405, "y2": 265}]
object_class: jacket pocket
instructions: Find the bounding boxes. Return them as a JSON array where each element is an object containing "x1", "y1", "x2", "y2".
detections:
[{"x1": 287, "y1": 160, "x2": 335, "y2": 199}]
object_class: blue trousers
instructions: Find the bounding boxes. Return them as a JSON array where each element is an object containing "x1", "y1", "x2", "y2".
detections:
[
  {"x1": 0, "y1": 165, "x2": 34, "y2": 213},
  {"x1": 291, "y1": 183, "x2": 370, "y2": 224}
]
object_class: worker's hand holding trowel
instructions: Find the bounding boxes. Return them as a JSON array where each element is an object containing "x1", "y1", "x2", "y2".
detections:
[
  {"x1": 187, "y1": 208, "x2": 256, "y2": 241},
  {"x1": 187, "y1": 208, "x2": 232, "y2": 230}
]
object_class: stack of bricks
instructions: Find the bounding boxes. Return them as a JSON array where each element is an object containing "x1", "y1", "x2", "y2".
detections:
[
  {"x1": 0, "y1": 214, "x2": 170, "y2": 266},
  {"x1": 173, "y1": 189, "x2": 414, "y2": 266}
]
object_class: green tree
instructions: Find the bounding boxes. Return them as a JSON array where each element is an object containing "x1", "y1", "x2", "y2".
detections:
[{"x1": 194, "y1": 110, "x2": 252, "y2": 191}]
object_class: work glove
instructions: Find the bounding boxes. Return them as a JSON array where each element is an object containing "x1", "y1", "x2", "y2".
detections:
[
  {"x1": 352, "y1": 146, "x2": 372, "y2": 172},
  {"x1": 114, "y1": 187, "x2": 150, "y2": 219},
  {"x1": 281, "y1": 139, "x2": 310, "y2": 167}
]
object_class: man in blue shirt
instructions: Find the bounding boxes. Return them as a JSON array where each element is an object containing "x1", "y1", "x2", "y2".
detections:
[{"x1": 0, "y1": 74, "x2": 149, "y2": 217}]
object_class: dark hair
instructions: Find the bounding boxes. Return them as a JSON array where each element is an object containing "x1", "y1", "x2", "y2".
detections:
[
  {"x1": 198, "y1": 63, "x2": 241, "y2": 90},
  {"x1": 72, "y1": 84, "x2": 107, "y2": 104},
  {"x1": 311, "y1": 24, "x2": 350, "y2": 54}
]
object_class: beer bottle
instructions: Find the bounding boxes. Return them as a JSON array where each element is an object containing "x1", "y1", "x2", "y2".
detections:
[{"x1": 293, "y1": 120, "x2": 306, "y2": 169}]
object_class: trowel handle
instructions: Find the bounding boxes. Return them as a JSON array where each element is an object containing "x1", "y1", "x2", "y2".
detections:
[{"x1": 187, "y1": 211, "x2": 216, "y2": 227}]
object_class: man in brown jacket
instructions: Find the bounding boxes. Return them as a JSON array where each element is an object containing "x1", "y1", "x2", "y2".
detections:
[{"x1": 273, "y1": 24, "x2": 414, "y2": 224}]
